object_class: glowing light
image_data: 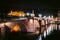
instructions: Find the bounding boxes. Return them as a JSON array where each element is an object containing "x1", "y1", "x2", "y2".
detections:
[
  {"x1": 30, "y1": 13, "x2": 35, "y2": 17},
  {"x1": 19, "y1": 14, "x2": 21, "y2": 16},
  {"x1": 38, "y1": 14, "x2": 42, "y2": 17},
  {"x1": 44, "y1": 31, "x2": 47, "y2": 38},
  {"x1": 22, "y1": 14, "x2": 25, "y2": 17},
  {"x1": 51, "y1": 15, "x2": 53, "y2": 18},
  {"x1": 5, "y1": 22, "x2": 14, "y2": 28},
  {"x1": 11, "y1": 24, "x2": 21, "y2": 32},
  {"x1": 27, "y1": 19, "x2": 40, "y2": 33},
  {"x1": 8, "y1": 11, "x2": 26, "y2": 16},
  {"x1": 30, "y1": 19, "x2": 33, "y2": 22},
  {"x1": 39, "y1": 35, "x2": 42, "y2": 40},
  {"x1": 47, "y1": 26, "x2": 52, "y2": 35},
  {"x1": 5, "y1": 22, "x2": 12, "y2": 26},
  {"x1": 27, "y1": 13, "x2": 30, "y2": 16}
]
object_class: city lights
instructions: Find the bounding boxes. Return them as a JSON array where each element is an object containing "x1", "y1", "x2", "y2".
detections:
[
  {"x1": 8, "y1": 11, "x2": 26, "y2": 16},
  {"x1": 0, "y1": 1, "x2": 60, "y2": 40},
  {"x1": 0, "y1": 9, "x2": 60, "y2": 40}
]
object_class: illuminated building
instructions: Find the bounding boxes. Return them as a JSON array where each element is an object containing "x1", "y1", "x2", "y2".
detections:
[{"x1": 8, "y1": 11, "x2": 26, "y2": 16}]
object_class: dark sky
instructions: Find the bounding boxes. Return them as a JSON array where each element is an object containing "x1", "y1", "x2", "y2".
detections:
[{"x1": 0, "y1": 0, "x2": 60, "y2": 14}]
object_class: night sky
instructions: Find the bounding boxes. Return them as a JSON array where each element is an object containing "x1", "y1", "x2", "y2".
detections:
[{"x1": 0, "y1": 0, "x2": 60, "y2": 16}]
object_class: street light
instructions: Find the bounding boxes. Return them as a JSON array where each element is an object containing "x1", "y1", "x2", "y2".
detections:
[
  {"x1": 30, "y1": 13, "x2": 35, "y2": 17},
  {"x1": 27, "y1": 12, "x2": 30, "y2": 16},
  {"x1": 38, "y1": 14, "x2": 42, "y2": 17}
]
